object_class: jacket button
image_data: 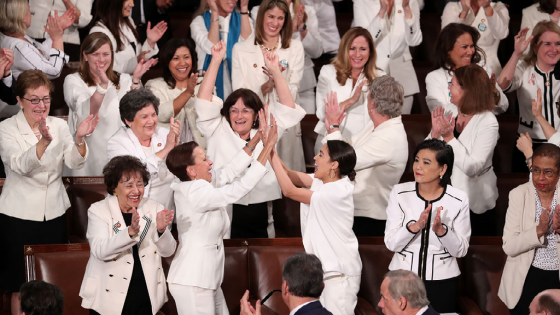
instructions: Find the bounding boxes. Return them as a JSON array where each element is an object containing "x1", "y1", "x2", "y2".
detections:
[
  {"x1": 398, "y1": 9, "x2": 402, "y2": 13},
  {"x1": 253, "y1": 64, "x2": 257, "y2": 68},
  {"x1": 387, "y1": 55, "x2": 390, "y2": 58},
  {"x1": 158, "y1": 281, "x2": 161, "y2": 284},
  {"x1": 106, "y1": 289, "x2": 109, "y2": 292},
  {"x1": 154, "y1": 250, "x2": 157, "y2": 254},
  {"x1": 216, "y1": 244, "x2": 219, "y2": 250}
]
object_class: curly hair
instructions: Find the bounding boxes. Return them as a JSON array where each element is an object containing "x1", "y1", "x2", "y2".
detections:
[{"x1": 103, "y1": 155, "x2": 150, "y2": 195}]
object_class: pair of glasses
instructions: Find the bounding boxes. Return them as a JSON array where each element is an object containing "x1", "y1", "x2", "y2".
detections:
[
  {"x1": 531, "y1": 167, "x2": 560, "y2": 178},
  {"x1": 22, "y1": 97, "x2": 51, "y2": 105},
  {"x1": 229, "y1": 109, "x2": 253, "y2": 115}
]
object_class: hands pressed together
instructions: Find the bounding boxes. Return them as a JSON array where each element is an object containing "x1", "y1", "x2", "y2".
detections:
[
  {"x1": 537, "y1": 205, "x2": 560, "y2": 238},
  {"x1": 430, "y1": 106, "x2": 455, "y2": 142},
  {"x1": 408, "y1": 204, "x2": 446, "y2": 236}
]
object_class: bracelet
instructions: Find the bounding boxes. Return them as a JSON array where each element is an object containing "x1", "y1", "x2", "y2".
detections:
[
  {"x1": 2, "y1": 71, "x2": 10, "y2": 78},
  {"x1": 526, "y1": 156, "x2": 533, "y2": 168},
  {"x1": 239, "y1": 11, "x2": 249, "y2": 14},
  {"x1": 95, "y1": 81, "x2": 113, "y2": 95},
  {"x1": 211, "y1": 18, "x2": 219, "y2": 22},
  {"x1": 75, "y1": 140, "x2": 85, "y2": 147},
  {"x1": 245, "y1": 142, "x2": 255, "y2": 151},
  {"x1": 132, "y1": 80, "x2": 140, "y2": 85}
]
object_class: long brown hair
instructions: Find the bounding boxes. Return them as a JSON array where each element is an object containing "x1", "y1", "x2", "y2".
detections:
[
  {"x1": 79, "y1": 33, "x2": 121, "y2": 88},
  {"x1": 524, "y1": 21, "x2": 560, "y2": 66},
  {"x1": 88, "y1": 0, "x2": 140, "y2": 52},
  {"x1": 332, "y1": 27, "x2": 380, "y2": 86},
  {"x1": 254, "y1": 0, "x2": 292, "y2": 49},
  {"x1": 454, "y1": 64, "x2": 494, "y2": 115}
]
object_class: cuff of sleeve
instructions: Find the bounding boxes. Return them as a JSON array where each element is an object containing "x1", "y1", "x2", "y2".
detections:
[
  {"x1": 405, "y1": 15, "x2": 416, "y2": 25},
  {"x1": 325, "y1": 130, "x2": 342, "y2": 141},
  {"x1": 406, "y1": 220, "x2": 419, "y2": 234},
  {"x1": 436, "y1": 223, "x2": 449, "y2": 238}
]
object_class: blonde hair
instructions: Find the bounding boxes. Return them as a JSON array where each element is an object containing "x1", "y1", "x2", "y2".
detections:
[
  {"x1": 524, "y1": 21, "x2": 560, "y2": 66},
  {"x1": 0, "y1": 0, "x2": 28, "y2": 35},
  {"x1": 332, "y1": 27, "x2": 380, "y2": 86},
  {"x1": 79, "y1": 32, "x2": 121, "y2": 88},
  {"x1": 254, "y1": 0, "x2": 293, "y2": 49}
]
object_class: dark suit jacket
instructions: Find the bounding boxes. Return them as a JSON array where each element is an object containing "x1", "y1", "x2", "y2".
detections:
[
  {"x1": 424, "y1": 305, "x2": 440, "y2": 315},
  {"x1": 0, "y1": 75, "x2": 17, "y2": 106},
  {"x1": 294, "y1": 301, "x2": 333, "y2": 315}
]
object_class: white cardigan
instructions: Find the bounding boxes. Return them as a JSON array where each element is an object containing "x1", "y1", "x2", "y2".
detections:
[
  {"x1": 167, "y1": 150, "x2": 267, "y2": 290},
  {"x1": 28, "y1": 0, "x2": 94, "y2": 45},
  {"x1": 107, "y1": 126, "x2": 176, "y2": 210},
  {"x1": 441, "y1": 1, "x2": 509, "y2": 76},
  {"x1": 195, "y1": 96, "x2": 305, "y2": 205},
  {"x1": 425, "y1": 62, "x2": 508, "y2": 116},
  {"x1": 325, "y1": 117, "x2": 408, "y2": 220},
  {"x1": 63, "y1": 72, "x2": 131, "y2": 176},
  {"x1": 80, "y1": 196, "x2": 177, "y2": 315},
  {"x1": 385, "y1": 182, "x2": 471, "y2": 281},
  {"x1": 353, "y1": 0, "x2": 422, "y2": 97},
  {"x1": 0, "y1": 111, "x2": 87, "y2": 221},
  {"x1": 427, "y1": 111, "x2": 499, "y2": 214},
  {"x1": 90, "y1": 18, "x2": 158, "y2": 74}
]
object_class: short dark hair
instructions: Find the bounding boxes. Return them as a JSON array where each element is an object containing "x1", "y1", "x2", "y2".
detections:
[
  {"x1": 282, "y1": 253, "x2": 324, "y2": 298},
  {"x1": 538, "y1": 293, "x2": 560, "y2": 315},
  {"x1": 326, "y1": 140, "x2": 357, "y2": 181},
  {"x1": 119, "y1": 88, "x2": 160, "y2": 127},
  {"x1": 533, "y1": 143, "x2": 560, "y2": 170},
  {"x1": 220, "y1": 88, "x2": 264, "y2": 130},
  {"x1": 538, "y1": 0, "x2": 558, "y2": 15},
  {"x1": 160, "y1": 38, "x2": 198, "y2": 89},
  {"x1": 103, "y1": 155, "x2": 150, "y2": 195},
  {"x1": 19, "y1": 280, "x2": 64, "y2": 315},
  {"x1": 414, "y1": 139, "x2": 454, "y2": 187},
  {"x1": 166, "y1": 141, "x2": 199, "y2": 181},
  {"x1": 434, "y1": 23, "x2": 486, "y2": 72},
  {"x1": 16, "y1": 70, "x2": 52, "y2": 99}
]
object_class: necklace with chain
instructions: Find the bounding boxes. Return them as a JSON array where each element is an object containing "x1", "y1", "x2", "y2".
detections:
[{"x1": 260, "y1": 42, "x2": 279, "y2": 52}]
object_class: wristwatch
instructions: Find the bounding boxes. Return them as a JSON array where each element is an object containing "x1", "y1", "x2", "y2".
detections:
[
  {"x1": 298, "y1": 24, "x2": 307, "y2": 32},
  {"x1": 329, "y1": 124, "x2": 339, "y2": 130}
]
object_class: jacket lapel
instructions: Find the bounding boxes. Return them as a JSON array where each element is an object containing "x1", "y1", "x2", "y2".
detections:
[{"x1": 15, "y1": 111, "x2": 39, "y2": 147}]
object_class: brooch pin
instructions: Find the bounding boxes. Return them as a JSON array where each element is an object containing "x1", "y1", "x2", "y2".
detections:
[
  {"x1": 280, "y1": 59, "x2": 289, "y2": 70},
  {"x1": 158, "y1": 143, "x2": 162, "y2": 147},
  {"x1": 116, "y1": 222, "x2": 121, "y2": 228}
]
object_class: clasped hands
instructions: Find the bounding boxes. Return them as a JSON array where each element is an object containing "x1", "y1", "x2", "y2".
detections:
[
  {"x1": 430, "y1": 106, "x2": 455, "y2": 142},
  {"x1": 127, "y1": 207, "x2": 175, "y2": 237},
  {"x1": 408, "y1": 204, "x2": 447, "y2": 237},
  {"x1": 537, "y1": 205, "x2": 560, "y2": 239}
]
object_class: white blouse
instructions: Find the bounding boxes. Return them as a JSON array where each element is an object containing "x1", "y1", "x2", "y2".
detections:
[
  {"x1": 63, "y1": 72, "x2": 132, "y2": 176},
  {"x1": 0, "y1": 33, "x2": 68, "y2": 79},
  {"x1": 301, "y1": 175, "x2": 362, "y2": 277}
]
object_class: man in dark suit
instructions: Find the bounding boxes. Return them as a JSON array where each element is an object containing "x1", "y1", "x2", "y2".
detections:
[
  {"x1": 529, "y1": 289, "x2": 560, "y2": 315},
  {"x1": 131, "y1": 0, "x2": 173, "y2": 47},
  {"x1": 379, "y1": 270, "x2": 440, "y2": 315},
  {"x1": 240, "y1": 253, "x2": 333, "y2": 315}
]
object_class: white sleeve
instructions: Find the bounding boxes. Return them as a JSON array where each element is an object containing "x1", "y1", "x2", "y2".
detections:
[
  {"x1": 353, "y1": 0, "x2": 385, "y2": 44},
  {"x1": 75, "y1": 0, "x2": 94, "y2": 28},
  {"x1": 425, "y1": 70, "x2": 448, "y2": 112},
  {"x1": 441, "y1": 2, "x2": 464, "y2": 28},
  {"x1": 194, "y1": 97, "x2": 226, "y2": 139},
  {"x1": 146, "y1": 80, "x2": 175, "y2": 124},
  {"x1": 384, "y1": 187, "x2": 418, "y2": 252},
  {"x1": 404, "y1": 0, "x2": 422, "y2": 47},
  {"x1": 211, "y1": 148, "x2": 254, "y2": 188},
  {"x1": 299, "y1": 7, "x2": 323, "y2": 59},
  {"x1": 325, "y1": 129, "x2": 394, "y2": 170},
  {"x1": 12, "y1": 40, "x2": 67, "y2": 79},
  {"x1": 87, "y1": 206, "x2": 137, "y2": 261},
  {"x1": 315, "y1": 66, "x2": 331, "y2": 122},
  {"x1": 61, "y1": 119, "x2": 88, "y2": 170},
  {"x1": 190, "y1": 15, "x2": 214, "y2": 56},
  {"x1": 0, "y1": 123, "x2": 42, "y2": 176},
  {"x1": 487, "y1": 2, "x2": 510, "y2": 41},
  {"x1": 435, "y1": 197, "x2": 471, "y2": 258}
]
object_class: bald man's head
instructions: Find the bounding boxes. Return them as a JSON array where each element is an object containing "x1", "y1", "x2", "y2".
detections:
[{"x1": 530, "y1": 290, "x2": 560, "y2": 315}]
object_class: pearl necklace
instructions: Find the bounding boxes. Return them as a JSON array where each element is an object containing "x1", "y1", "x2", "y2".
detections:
[{"x1": 260, "y1": 42, "x2": 279, "y2": 52}]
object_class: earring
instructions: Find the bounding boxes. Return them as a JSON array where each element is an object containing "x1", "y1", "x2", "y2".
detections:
[
  {"x1": 439, "y1": 174, "x2": 443, "y2": 179},
  {"x1": 329, "y1": 169, "x2": 336, "y2": 179},
  {"x1": 114, "y1": 193, "x2": 117, "y2": 196}
]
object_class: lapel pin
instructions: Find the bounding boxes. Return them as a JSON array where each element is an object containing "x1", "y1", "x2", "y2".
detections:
[
  {"x1": 398, "y1": 10, "x2": 402, "y2": 13},
  {"x1": 253, "y1": 63, "x2": 257, "y2": 68},
  {"x1": 116, "y1": 222, "x2": 121, "y2": 228},
  {"x1": 158, "y1": 143, "x2": 162, "y2": 147}
]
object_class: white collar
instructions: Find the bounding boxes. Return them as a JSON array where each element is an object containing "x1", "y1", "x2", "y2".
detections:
[
  {"x1": 289, "y1": 300, "x2": 319, "y2": 315},
  {"x1": 415, "y1": 305, "x2": 429, "y2": 315}
]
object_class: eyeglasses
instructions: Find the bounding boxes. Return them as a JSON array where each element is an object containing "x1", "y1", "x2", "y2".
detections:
[
  {"x1": 531, "y1": 167, "x2": 560, "y2": 178},
  {"x1": 22, "y1": 96, "x2": 51, "y2": 105},
  {"x1": 229, "y1": 108, "x2": 253, "y2": 115}
]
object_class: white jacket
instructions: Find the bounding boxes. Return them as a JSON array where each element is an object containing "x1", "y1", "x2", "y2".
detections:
[
  {"x1": 385, "y1": 182, "x2": 471, "y2": 281},
  {"x1": 0, "y1": 111, "x2": 87, "y2": 221},
  {"x1": 80, "y1": 196, "x2": 177, "y2": 315},
  {"x1": 325, "y1": 117, "x2": 408, "y2": 220},
  {"x1": 63, "y1": 72, "x2": 131, "y2": 176},
  {"x1": 521, "y1": 3, "x2": 555, "y2": 56},
  {"x1": 353, "y1": 0, "x2": 422, "y2": 97},
  {"x1": 441, "y1": 1, "x2": 509, "y2": 76},
  {"x1": 301, "y1": 0, "x2": 341, "y2": 54},
  {"x1": 90, "y1": 18, "x2": 158, "y2": 75},
  {"x1": 107, "y1": 126, "x2": 176, "y2": 210},
  {"x1": 28, "y1": 0, "x2": 94, "y2": 45},
  {"x1": 427, "y1": 111, "x2": 499, "y2": 214},
  {"x1": 425, "y1": 62, "x2": 508, "y2": 116},
  {"x1": 167, "y1": 150, "x2": 267, "y2": 289}
]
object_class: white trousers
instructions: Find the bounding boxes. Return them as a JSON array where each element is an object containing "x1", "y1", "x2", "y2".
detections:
[
  {"x1": 401, "y1": 95, "x2": 414, "y2": 115},
  {"x1": 320, "y1": 274, "x2": 360, "y2": 315},
  {"x1": 168, "y1": 283, "x2": 229, "y2": 315}
]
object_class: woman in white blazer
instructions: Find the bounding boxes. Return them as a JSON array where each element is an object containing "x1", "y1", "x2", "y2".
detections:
[
  {"x1": 499, "y1": 144, "x2": 560, "y2": 315},
  {"x1": 64, "y1": 32, "x2": 155, "y2": 176},
  {"x1": 145, "y1": 38, "x2": 207, "y2": 150},
  {"x1": 0, "y1": 70, "x2": 97, "y2": 313},
  {"x1": 353, "y1": 0, "x2": 422, "y2": 114},
  {"x1": 0, "y1": 0, "x2": 73, "y2": 79},
  {"x1": 88, "y1": 0, "x2": 167, "y2": 75},
  {"x1": 233, "y1": 0, "x2": 305, "y2": 172},
  {"x1": 165, "y1": 118, "x2": 277, "y2": 315},
  {"x1": 314, "y1": 27, "x2": 383, "y2": 153},
  {"x1": 199, "y1": 41, "x2": 305, "y2": 238},
  {"x1": 385, "y1": 139, "x2": 470, "y2": 314},
  {"x1": 442, "y1": 0, "x2": 509, "y2": 76},
  {"x1": 269, "y1": 136, "x2": 361, "y2": 315},
  {"x1": 521, "y1": 0, "x2": 560, "y2": 56},
  {"x1": 107, "y1": 88, "x2": 180, "y2": 210},
  {"x1": 28, "y1": 0, "x2": 94, "y2": 60},
  {"x1": 190, "y1": 0, "x2": 253, "y2": 100},
  {"x1": 425, "y1": 23, "x2": 508, "y2": 116},
  {"x1": 322, "y1": 76, "x2": 408, "y2": 237},
  {"x1": 428, "y1": 64, "x2": 498, "y2": 236},
  {"x1": 251, "y1": 0, "x2": 323, "y2": 114},
  {"x1": 80, "y1": 155, "x2": 176, "y2": 315}
]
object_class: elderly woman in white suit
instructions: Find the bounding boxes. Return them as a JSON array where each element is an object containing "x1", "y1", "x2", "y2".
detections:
[
  {"x1": 521, "y1": 0, "x2": 560, "y2": 56},
  {"x1": 80, "y1": 155, "x2": 176, "y2": 315},
  {"x1": 0, "y1": 70, "x2": 97, "y2": 313},
  {"x1": 88, "y1": 0, "x2": 167, "y2": 74},
  {"x1": 353, "y1": 0, "x2": 423, "y2": 114},
  {"x1": 165, "y1": 117, "x2": 277, "y2": 315},
  {"x1": 442, "y1": 0, "x2": 509, "y2": 76},
  {"x1": 107, "y1": 88, "x2": 180, "y2": 210},
  {"x1": 428, "y1": 63, "x2": 499, "y2": 236},
  {"x1": 197, "y1": 41, "x2": 305, "y2": 238},
  {"x1": 64, "y1": 32, "x2": 155, "y2": 176}
]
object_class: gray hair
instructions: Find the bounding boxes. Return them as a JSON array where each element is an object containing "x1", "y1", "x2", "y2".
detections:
[
  {"x1": 368, "y1": 75, "x2": 404, "y2": 118},
  {"x1": 282, "y1": 252, "x2": 324, "y2": 298},
  {"x1": 119, "y1": 88, "x2": 160, "y2": 127},
  {"x1": 384, "y1": 270, "x2": 429, "y2": 309}
]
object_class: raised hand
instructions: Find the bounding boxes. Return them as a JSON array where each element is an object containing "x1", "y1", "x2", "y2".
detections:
[
  {"x1": 211, "y1": 40, "x2": 227, "y2": 61},
  {"x1": 514, "y1": 28, "x2": 533, "y2": 55},
  {"x1": 430, "y1": 106, "x2": 445, "y2": 138},
  {"x1": 240, "y1": 0, "x2": 250, "y2": 11},
  {"x1": 186, "y1": 72, "x2": 199, "y2": 95},
  {"x1": 128, "y1": 207, "x2": 141, "y2": 237},
  {"x1": 532, "y1": 88, "x2": 543, "y2": 119},
  {"x1": 265, "y1": 114, "x2": 279, "y2": 148},
  {"x1": 133, "y1": 58, "x2": 157, "y2": 83},
  {"x1": 537, "y1": 206, "x2": 551, "y2": 238},
  {"x1": 76, "y1": 114, "x2": 99, "y2": 138},
  {"x1": 438, "y1": 114, "x2": 456, "y2": 141},
  {"x1": 156, "y1": 209, "x2": 174, "y2": 233},
  {"x1": 344, "y1": 80, "x2": 366, "y2": 111},
  {"x1": 38, "y1": 116, "x2": 53, "y2": 142},
  {"x1": 92, "y1": 61, "x2": 109, "y2": 86},
  {"x1": 44, "y1": 13, "x2": 64, "y2": 40},
  {"x1": 57, "y1": 7, "x2": 76, "y2": 30},
  {"x1": 432, "y1": 206, "x2": 446, "y2": 236},
  {"x1": 261, "y1": 67, "x2": 275, "y2": 95},
  {"x1": 240, "y1": 290, "x2": 262, "y2": 315},
  {"x1": 480, "y1": 0, "x2": 492, "y2": 9},
  {"x1": 409, "y1": 204, "x2": 432, "y2": 233},
  {"x1": 262, "y1": 50, "x2": 281, "y2": 74},
  {"x1": 552, "y1": 205, "x2": 560, "y2": 235},
  {"x1": 402, "y1": 0, "x2": 410, "y2": 8},
  {"x1": 146, "y1": 21, "x2": 168, "y2": 47},
  {"x1": 516, "y1": 132, "x2": 534, "y2": 160},
  {"x1": 208, "y1": 0, "x2": 219, "y2": 13},
  {"x1": 460, "y1": 0, "x2": 471, "y2": 13},
  {"x1": 258, "y1": 104, "x2": 270, "y2": 143},
  {"x1": 137, "y1": 50, "x2": 149, "y2": 63},
  {"x1": 324, "y1": 91, "x2": 345, "y2": 133}
]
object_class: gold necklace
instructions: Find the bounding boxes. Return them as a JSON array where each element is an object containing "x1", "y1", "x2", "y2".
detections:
[{"x1": 260, "y1": 42, "x2": 279, "y2": 52}]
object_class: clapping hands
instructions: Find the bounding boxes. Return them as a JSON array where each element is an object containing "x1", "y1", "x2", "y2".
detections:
[
  {"x1": 430, "y1": 106, "x2": 455, "y2": 141},
  {"x1": 157, "y1": 209, "x2": 174, "y2": 233}
]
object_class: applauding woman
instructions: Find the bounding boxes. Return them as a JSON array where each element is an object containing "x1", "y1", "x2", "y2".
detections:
[
  {"x1": 89, "y1": 0, "x2": 167, "y2": 74},
  {"x1": 196, "y1": 41, "x2": 305, "y2": 238},
  {"x1": 64, "y1": 32, "x2": 155, "y2": 176},
  {"x1": 385, "y1": 139, "x2": 470, "y2": 314}
]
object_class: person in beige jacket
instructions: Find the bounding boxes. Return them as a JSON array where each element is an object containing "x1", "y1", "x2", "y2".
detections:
[{"x1": 499, "y1": 143, "x2": 560, "y2": 315}]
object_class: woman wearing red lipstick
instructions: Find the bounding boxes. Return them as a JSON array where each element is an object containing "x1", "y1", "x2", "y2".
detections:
[
  {"x1": 499, "y1": 144, "x2": 560, "y2": 315},
  {"x1": 385, "y1": 139, "x2": 470, "y2": 314}
]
